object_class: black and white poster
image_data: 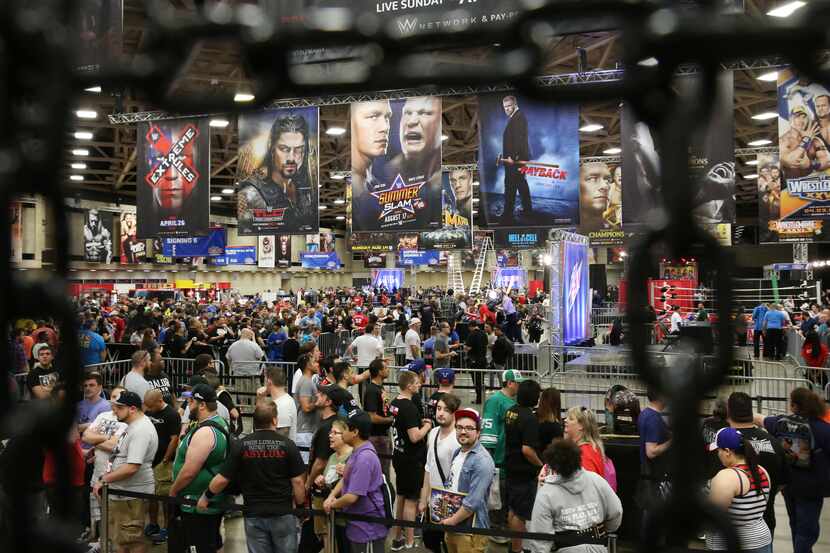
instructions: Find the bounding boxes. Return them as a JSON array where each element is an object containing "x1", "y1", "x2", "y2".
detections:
[
  {"x1": 258, "y1": 235, "x2": 276, "y2": 268},
  {"x1": 622, "y1": 72, "x2": 736, "y2": 226},
  {"x1": 277, "y1": 235, "x2": 292, "y2": 267},
  {"x1": 83, "y1": 209, "x2": 113, "y2": 264}
]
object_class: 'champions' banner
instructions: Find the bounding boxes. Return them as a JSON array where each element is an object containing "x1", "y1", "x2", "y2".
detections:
[
  {"x1": 777, "y1": 68, "x2": 830, "y2": 227},
  {"x1": 421, "y1": 170, "x2": 473, "y2": 249},
  {"x1": 622, "y1": 72, "x2": 736, "y2": 226},
  {"x1": 137, "y1": 118, "x2": 210, "y2": 238},
  {"x1": 258, "y1": 236, "x2": 276, "y2": 268},
  {"x1": 119, "y1": 212, "x2": 146, "y2": 264},
  {"x1": 579, "y1": 161, "x2": 621, "y2": 233},
  {"x1": 237, "y1": 107, "x2": 319, "y2": 235},
  {"x1": 350, "y1": 96, "x2": 442, "y2": 232},
  {"x1": 83, "y1": 209, "x2": 113, "y2": 264},
  {"x1": 162, "y1": 228, "x2": 226, "y2": 258},
  {"x1": 478, "y1": 93, "x2": 579, "y2": 228}
]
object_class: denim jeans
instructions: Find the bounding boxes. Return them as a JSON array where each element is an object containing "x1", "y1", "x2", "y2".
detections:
[
  {"x1": 244, "y1": 514, "x2": 297, "y2": 553},
  {"x1": 783, "y1": 492, "x2": 824, "y2": 553},
  {"x1": 743, "y1": 544, "x2": 773, "y2": 553}
]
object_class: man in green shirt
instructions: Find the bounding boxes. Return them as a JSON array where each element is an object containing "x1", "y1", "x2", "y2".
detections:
[
  {"x1": 479, "y1": 369, "x2": 523, "y2": 543},
  {"x1": 169, "y1": 384, "x2": 230, "y2": 553}
]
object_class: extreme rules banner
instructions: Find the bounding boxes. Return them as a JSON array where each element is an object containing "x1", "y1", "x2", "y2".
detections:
[
  {"x1": 350, "y1": 96, "x2": 442, "y2": 232},
  {"x1": 237, "y1": 107, "x2": 319, "y2": 235},
  {"x1": 421, "y1": 171, "x2": 473, "y2": 249},
  {"x1": 622, "y1": 72, "x2": 735, "y2": 226},
  {"x1": 777, "y1": 68, "x2": 830, "y2": 226},
  {"x1": 137, "y1": 118, "x2": 210, "y2": 238},
  {"x1": 478, "y1": 93, "x2": 579, "y2": 228}
]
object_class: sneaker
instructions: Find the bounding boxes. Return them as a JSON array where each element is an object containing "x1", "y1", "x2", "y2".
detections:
[
  {"x1": 390, "y1": 539, "x2": 406, "y2": 551},
  {"x1": 151, "y1": 528, "x2": 168, "y2": 544},
  {"x1": 143, "y1": 523, "x2": 160, "y2": 537},
  {"x1": 490, "y1": 535, "x2": 510, "y2": 544},
  {"x1": 86, "y1": 543, "x2": 101, "y2": 553},
  {"x1": 404, "y1": 541, "x2": 416, "y2": 549}
]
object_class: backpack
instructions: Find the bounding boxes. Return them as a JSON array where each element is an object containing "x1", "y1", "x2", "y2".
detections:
[
  {"x1": 603, "y1": 456, "x2": 618, "y2": 492},
  {"x1": 773, "y1": 414, "x2": 814, "y2": 469}
]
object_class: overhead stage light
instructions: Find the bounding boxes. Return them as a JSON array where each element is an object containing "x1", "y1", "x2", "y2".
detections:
[
  {"x1": 603, "y1": 147, "x2": 622, "y2": 155},
  {"x1": 74, "y1": 131, "x2": 93, "y2": 140},
  {"x1": 84, "y1": 85, "x2": 102, "y2": 93},
  {"x1": 767, "y1": 1, "x2": 806, "y2": 18},
  {"x1": 326, "y1": 127, "x2": 346, "y2": 136},
  {"x1": 233, "y1": 92, "x2": 255, "y2": 103},
  {"x1": 752, "y1": 111, "x2": 778, "y2": 120},
  {"x1": 210, "y1": 196, "x2": 222, "y2": 201},
  {"x1": 756, "y1": 71, "x2": 779, "y2": 82},
  {"x1": 748, "y1": 139, "x2": 772, "y2": 146},
  {"x1": 72, "y1": 149, "x2": 90, "y2": 156},
  {"x1": 76, "y1": 109, "x2": 98, "y2": 119},
  {"x1": 71, "y1": 163, "x2": 87, "y2": 170},
  {"x1": 210, "y1": 119, "x2": 230, "y2": 128},
  {"x1": 579, "y1": 124, "x2": 604, "y2": 133},
  {"x1": 70, "y1": 175, "x2": 84, "y2": 181}
]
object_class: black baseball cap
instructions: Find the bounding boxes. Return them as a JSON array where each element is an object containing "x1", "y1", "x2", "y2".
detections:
[
  {"x1": 112, "y1": 390, "x2": 142, "y2": 409},
  {"x1": 192, "y1": 384, "x2": 217, "y2": 403},
  {"x1": 186, "y1": 375, "x2": 209, "y2": 388},
  {"x1": 346, "y1": 409, "x2": 372, "y2": 435}
]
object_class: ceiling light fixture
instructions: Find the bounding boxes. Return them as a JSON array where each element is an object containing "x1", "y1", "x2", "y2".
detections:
[
  {"x1": 751, "y1": 111, "x2": 778, "y2": 120},
  {"x1": 767, "y1": 1, "x2": 806, "y2": 18},
  {"x1": 319, "y1": 205, "x2": 328, "y2": 210},
  {"x1": 221, "y1": 188, "x2": 234, "y2": 195},
  {"x1": 579, "y1": 124, "x2": 603, "y2": 132},
  {"x1": 74, "y1": 131, "x2": 93, "y2": 140},
  {"x1": 210, "y1": 195, "x2": 222, "y2": 201},
  {"x1": 76, "y1": 109, "x2": 98, "y2": 119},
  {"x1": 325, "y1": 127, "x2": 346, "y2": 136},
  {"x1": 744, "y1": 173, "x2": 759, "y2": 180},
  {"x1": 441, "y1": 134, "x2": 449, "y2": 141},
  {"x1": 70, "y1": 175, "x2": 84, "y2": 181},
  {"x1": 745, "y1": 159, "x2": 759, "y2": 166},
  {"x1": 756, "y1": 71, "x2": 779, "y2": 82},
  {"x1": 71, "y1": 162, "x2": 87, "y2": 170},
  {"x1": 84, "y1": 85, "x2": 102, "y2": 93},
  {"x1": 334, "y1": 199, "x2": 346, "y2": 205},
  {"x1": 72, "y1": 148, "x2": 90, "y2": 156},
  {"x1": 209, "y1": 119, "x2": 230, "y2": 128},
  {"x1": 748, "y1": 139, "x2": 772, "y2": 146},
  {"x1": 472, "y1": 181, "x2": 480, "y2": 187},
  {"x1": 233, "y1": 92, "x2": 255, "y2": 103},
  {"x1": 603, "y1": 147, "x2": 622, "y2": 155},
  {"x1": 336, "y1": 216, "x2": 346, "y2": 220}
]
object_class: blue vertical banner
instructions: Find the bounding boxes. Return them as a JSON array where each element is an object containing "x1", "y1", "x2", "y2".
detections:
[{"x1": 562, "y1": 241, "x2": 590, "y2": 345}]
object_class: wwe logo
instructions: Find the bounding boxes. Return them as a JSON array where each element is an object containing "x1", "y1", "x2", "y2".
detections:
[{"x1": 397, "y1": 17, "x2": 418, "y2": 34}]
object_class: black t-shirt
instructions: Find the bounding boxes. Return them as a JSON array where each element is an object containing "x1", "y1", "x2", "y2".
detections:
[
  {"x1": 218, "y1": 389, "x2": 242, "y2": 435},
  {"x1": 538, "y1": 420, "x2": 563, "y2": 451},
  {"x1": 147, "y1": 404, "x2": 182, "y2": 466},
  {"x1": 220, "y1": 429, "x2": 305, "y2": 516},
  {"x1": 27, "y1": 364, "x2": 60, "y2": 392},
  {"x1": 172, "y1": 335, "x2": 189, "y2": 357},
  {"x1": 362, "y1": 382, "x2": 390, "y2": 437},
  {"x1": 146, "y1": 371, "x2": 173, "y2": 404},
  {"x1": 505, "y1": 404, "x2": 541, "y2": 482},
  {"x1": 282, "y1": 338, "x2": 300, "y2": 363},
  {"x1": 309, "y1": 413, "x2": 338, "y2": 471},
  {"x1": 390, "y1": 397, "x2": 426, "y2": 459},
  {"x1": 466, "y1": 329, "x2": 488, "y2": 360},
  {"x1": 737, "y1": 425, "x2": 789, "y2": 489}
]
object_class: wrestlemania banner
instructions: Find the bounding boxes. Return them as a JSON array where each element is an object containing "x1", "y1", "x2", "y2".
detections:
[
  {"x1": 622, "y1": 72, "x2": 735, "y2": 226},
  {"x1": 350, "y1": 97, "x2": 442, "y2": 232},
  {"x1": 83, "y1": 209, "x2": 113, "y2": 264},
  {"x1": 119, "y1": 212, "x2": 146, "y2": 264},
  {"x1": 579, "y1": 161, "x2": 622, "y2": 233},
  {"x1": 237, "y1": 107, "x2": 319, "y2": 235},
  {"x1": 137, "y1": 118, "x2": 210, "y2": 238},
  {"x1": 777, "y1": 68, "x2": 830, "y2": 226},
  {"x1": 421, "y1": 171, "x2": 473, "y2": 250},
  {"x1": 478, "y1": 93, "x2": 579, "y2": 228},
  {"x1": 277, "y1": 235, "x2": 292, "y2": 267},
  {"x1": 758, "y1": 152, "x2": 825, "y2": 242}
]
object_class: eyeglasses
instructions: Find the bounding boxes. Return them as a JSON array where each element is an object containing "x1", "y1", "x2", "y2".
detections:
[
  {"x1": 329, "y1": 430, "x2": 344, "y2": 436},
  {"x1": 455, "y1": 425, "x2": 477, "y2": 433}
]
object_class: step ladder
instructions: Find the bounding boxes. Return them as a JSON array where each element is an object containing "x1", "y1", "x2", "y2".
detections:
[
  {"x1": 469, "y1": 236, "x2": 494, "y2": 295},
  {"x1": 446, "y1": 253, "x2": 465, "y2": 295}
]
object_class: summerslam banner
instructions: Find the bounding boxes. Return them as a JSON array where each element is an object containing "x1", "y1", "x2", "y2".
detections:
[
  {"x1": 758, "y1": 151, "x2": 824, "y2": 242},
  {"x1": 776, "y1": 68, "x2": 830, "y2": 228},
  {"x1": 119, "y1": 212, "x2": 146, "y2": 264},
  {"x1": 350, "y1": 232, "x2": 396, "y2": 252},
  {"x1": 258, "y1": 236, "x2": 276, "y2": 268},
  {"x1": 300, "y1": 251, "x2": 340, "y2": 269},
  {"x1": 237, "y1": 107, "x2": 319, "y2": 235},
  {"x1": 421, "y1": 171, "x2": 473, "y2": 250},
  {"x1": 83, "y1": 209, "x2": 113, "y2": 264},
  {"x1": 136, "y1": 118, "x2": 210, "y2": 238},
  {"x1": 622, "y1": 72, "x2": 735, "y2": 226},
  {"x1": 350, "y1": 97, "x2": 442, "y2": 232},
  {"x1": 478, "y1": 93, "x2": 579, "y2": 228},
  {"x1": 277, "y1": 235, "x2": 292, "y2": 267},
  {"x1": 579, "y1": 161, "x2": 622, "y2": 233}
]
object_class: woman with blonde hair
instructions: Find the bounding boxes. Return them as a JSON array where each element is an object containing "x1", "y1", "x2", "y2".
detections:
[{"x1": 564, "y1": 406, "x2": 606, "y2": 477}]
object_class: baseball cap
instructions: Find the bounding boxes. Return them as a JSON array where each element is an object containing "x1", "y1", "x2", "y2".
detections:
[
  {"x1": 455, "y1": 408, "x2": 482, "y2": 429},
  {"x1": 502, "y1": 369, "x2": 525, "y2": 383},
  {"x1": 708, "y1": 427, "x2": 743, "y2": 452},
  {"x1": 192, "y1": 383, "x2": 217, "y2": 403},
  {"x1": 435, "y1": 367, "x2": 456, "y2": 385},
  {"x1": 186, "y1": 375, "x2": 209, "y2": 389},
  {"x1": 409, "y1": 317, "x2": 421, "y2": 326},
  {"x1": 112, "y1": 391, "x2": 142, "y2": 409},
  {"x1": 402, "y1": 358, "x2": 427, "y2": 374},
  {"x1": 346, "y1": 409, "x2": 372, "y2": 435}
]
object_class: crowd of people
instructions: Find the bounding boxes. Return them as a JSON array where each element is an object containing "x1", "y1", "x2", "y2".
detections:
[{"x1": 2, "y1": 286, "x2": 830, "y2": 553}]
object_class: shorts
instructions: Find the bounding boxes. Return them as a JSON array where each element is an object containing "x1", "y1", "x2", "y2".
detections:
[
  {"x1": 393, "y1": 455, "x2": 425, "y2": 500},
  {"x1": 154, "y1": 461, "x2": 173, "y2": 496},
  {"x1": 179, "y1": 511, "x2": 224, "y2": 552},
  {"x1": 108, "y1": 499, "x2": 148, "y2": 547},
  {"x1": 506, "y1": 479, "x2": 537, "y2": 521}
]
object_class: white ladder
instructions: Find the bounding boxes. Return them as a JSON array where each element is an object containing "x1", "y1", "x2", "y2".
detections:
[
  {"x1": 446, "y1": 253, "x2": 465, "y2": 295},
  {"x1": 469, "y1": 236, "x2": 493, "y2": 295}
]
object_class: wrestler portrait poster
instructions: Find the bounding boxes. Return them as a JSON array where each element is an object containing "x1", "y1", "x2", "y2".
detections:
[
  {"x1": 136, "y1": 118, "x2": 210, "y2": 238},
  {"x1": 237, "y1": 107, "x2": 319, "y2": 235},
  {"x1": 622, "y1": 72, "x2": 735, "y2": 226},
  {"x1": 350, "y1": 96, "x2": 443, "y2": 232},
  {"x1": 421, "y1": 171, "x2": 473, "y2": 250},
  {"x1": 477, "y1": 93, "x2": 579, "y2": 228},
  {"x1": 119, "y1": 212, "x2": 146, "y2": 264},
  {"x1": 579, "y1": 162, "x2": 622, "y2": 233},
  {"x1": 83, "y1": 209, "x2": 113, "y2": 264}
]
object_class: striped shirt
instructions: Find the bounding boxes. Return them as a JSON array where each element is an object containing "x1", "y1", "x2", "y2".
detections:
[{"x1": 706, "y1": 464, "x2": 771, "y2": 551}]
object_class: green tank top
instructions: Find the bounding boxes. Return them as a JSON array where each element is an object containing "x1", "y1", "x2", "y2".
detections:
[
  {"x1": 480, "y1": 391, "x2": 516, "y2": 468},
  {"x1": 173, "y1": 414, "x2": 229, "y2": 514}
]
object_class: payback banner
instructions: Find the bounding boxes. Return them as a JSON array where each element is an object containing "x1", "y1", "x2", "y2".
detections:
[
  {"x1": 350, "y1": 97, "x2": 442, "y2": 232},
  {"x1": 83, "y1": 209, "x2": 113, "y2": 264},
  {"x1": 258, "y1": 236, "x2": 276, "y2": 268},
  {"x1": 237, "y1": 107, "x2": 319, "y2": 235},
  {"x1": 777, "y1": 68, "x2": 830, "y2": 226},
  {"x1": 277, "y1": 235, "x2": 292, "y2": 267},
  {"x1": 420, "y1": 171, "x2": 473, "y2": 250},
  {"x1": 478, "y1": 93, "x2": 579, "y2": 228},
  {"x1": 119, "y1": 212, "x2": 146, "y2": 264},
  {"x1": 579, "y1": 161, "x2": 622, "y2": 233},
  {"x1": 622, "y1": 72, "x2": 735, "y2": 226},
  {"x1": 137, "y1": 118, "x2": 210, "y2": 238},
  {"x1": 758, "y1": 152, "x2": 825, "y2": 242}
]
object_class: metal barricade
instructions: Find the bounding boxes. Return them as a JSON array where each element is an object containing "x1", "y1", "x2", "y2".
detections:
[
  {"x1": 230, "y1": 360, "x2": 298, "y2": 414},
  {"x1": 85, "y1": 359, "x2": 133, "y2": 389}
]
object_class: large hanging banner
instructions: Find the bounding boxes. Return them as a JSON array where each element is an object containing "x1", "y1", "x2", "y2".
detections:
[
  {"x1": 776, "y1": 68, "x2": 830, "y2": 229},
  {"x1": 397, "y1": 249, "x2": 441, "y2": 268},
  {"x1": 421, "y1": 170, "x2": 473, "y2": 250},
  {"x1": 350, "y1": 232, "x2": 396, "y2": 252},
  {"x1": 300, "y1": 251, "x2": 340, "y2": 269},
  {"x1": 320, "y1": 231, "x2": 336, "y2": 252},
  {"x1": 372, "y1": 268, "x2": 404, "y2": 290},
  {"x1": 493, "y1": 228, "x2": 546, "y2": 249},
  {"x1": 364, "y1": 253, "x2": 387, "y2": 268},
  {"x1": 237, "y1": 106, "x2": 319, "y2": 235},
  {"x1": 213, "y1": 246, "x2": 257, "y2": 266},
  {"x1": 758, "y1": 152, "x2": 824, "y2": 242},
  {"x1": 622, "y1": 72, "x2": 735, "y2": 226},
  {"x1": 258, "y1": 235, "x2": 276, "y2": 268},
  {"x1": 463, "y1": 230, "x2": 494, "y2": 267},
  {"x1": 350, "y1": 97, "x2": 443, "y2": 232},
  {"x1": 119, "y1": 212, "x2": 146, "y2": 264},
  {"x1": 277, "y1": 235, "x2": 292, "y2": 267},
  {"x1": 579, "y1": 161, "x2": 622, "y2": 233},
  {"x1": 562, "y1": 241, "x2": 590, "y2": 346},
  {"x1": 83, "y1": 209, "x2": 113, "y2": 264},
  {"x1": 150, "y1": 237, "x2": 173, "y2": 264},
  {"x1": 10, "y1": 202, "x2": 22, "y2": 264},
  {"x1": 478, "y1": 93, "x2": 579, "y2": 228},
  {"x1": 162, "y1": 228, "x2": 226, "y2": 257},
  {"x1": 77, "y1": 0, "x2": 123, "y2": 70},
  {"x1": 136, "y1": 118, "x2": 210, "y2": 238}
]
